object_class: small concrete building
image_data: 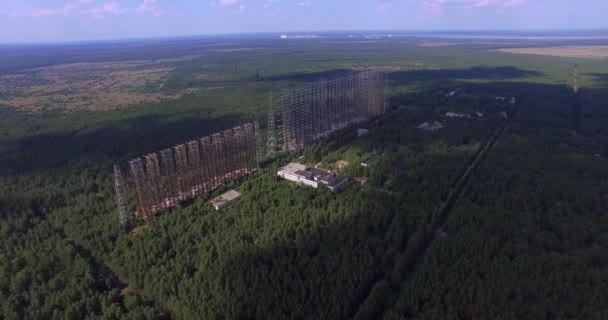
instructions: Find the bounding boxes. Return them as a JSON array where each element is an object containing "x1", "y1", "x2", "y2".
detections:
[
  {"x1": 210, "y1": 190, "x2": 241, "y2": 210},
  {"x1": 446, "y1": 112, "x2": 471, "y2": 119},
  {"x1": 325, "y1": 176, "x2": 349, "y2": 192},
  {"x1": 417, "y1": 121, "x2": 443, "y2": 131}
]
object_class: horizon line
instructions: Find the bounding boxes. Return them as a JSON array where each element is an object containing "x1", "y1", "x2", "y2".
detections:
[{"x1": 2, "y1": 28, "x2": 608, "y2": 46}]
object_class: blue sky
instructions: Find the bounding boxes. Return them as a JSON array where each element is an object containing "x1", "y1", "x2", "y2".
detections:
[{"x1": 0, "y1": 0, "x2": 607, "y2": 42}]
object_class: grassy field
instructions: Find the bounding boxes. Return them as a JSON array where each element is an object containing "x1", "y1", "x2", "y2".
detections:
[
  {"x1": 498, "y1": 45, "x2": 608, "y2": 59},
  {"x1": 1, "y1": 35, "x2": 608, "y2": 319}
]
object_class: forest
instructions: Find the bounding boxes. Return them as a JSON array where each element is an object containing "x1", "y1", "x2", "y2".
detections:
[{"x1": 1, "y1": 36, "x2": 608, "y2": 319}]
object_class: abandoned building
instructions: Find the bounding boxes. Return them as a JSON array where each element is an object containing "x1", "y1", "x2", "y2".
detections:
[
  {"x1": 209, "y1": 190, "x2": 242, "y2": 210},
  {"x1": 277, "y1": 163, "x2": 349, "y2": 192}
]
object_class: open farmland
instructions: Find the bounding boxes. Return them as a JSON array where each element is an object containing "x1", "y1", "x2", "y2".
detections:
[
  {"x1": 0, "y1": 58, "x2": 200, "y2": 111},
  {"x1": 498, "y1": 45, "x2": 608, "y2": 59}
]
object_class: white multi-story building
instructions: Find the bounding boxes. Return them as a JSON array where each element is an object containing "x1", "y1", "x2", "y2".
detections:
[{"x1": 277, "y1": 163, "x2": 348, "y2": 191}]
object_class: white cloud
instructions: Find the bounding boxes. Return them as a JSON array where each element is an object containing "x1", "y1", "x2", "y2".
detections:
[
  {"x1": 298, "y1": 0, "x2": 312, "y2": 6},
  {"x1": 502, "y1": 0, "x2": 526, "y2": 7},
  {"x1": 12, "y1": 1, "x2": 126, "y2": 18},
  {"x1": 136, "y1": 0, "x2": 157, "y2": 14},
  {"x1": 219, "y1": 0, "x2": 241, "y2": 6},
  {"x1": 376, "y1": 2, "x2": 391, "y2": 12},
  {"x1": 26, "y1": 8, "x2": 63, "y2": 17},
  {"x1": 236, "y1": 3, "x2": 246, "y2": 13},
  {"x1": 136, "y1": 0, "x2": 180, "y2": 17},
  {"x1": 83, "y1": 2, "x2": 128, "y2": 18},
  {"x1": 103, "y1": 2, "x2": 119, "y2": 12},
  {"x1": 418, "y1": 0, "x2": 527, "y2": 14},
  {"x1": 12, "y1": 0, "x2": 183, "y2": 19},
  {"x1": 263, "y1": 0, "x2": 279, "y2": 8},
  {"x1": 64, "y1": 3, "x2": 79, "y2": 15}
]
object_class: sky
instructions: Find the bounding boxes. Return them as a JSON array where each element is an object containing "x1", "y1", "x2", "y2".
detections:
[{"x1": 0, "y1": 0, "x2": 607, "y2": 43}]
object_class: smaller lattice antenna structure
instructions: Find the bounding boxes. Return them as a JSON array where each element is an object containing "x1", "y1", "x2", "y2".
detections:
[
  {"x1": 384, "y1": 71, "x2": 389, "y2": 112},
  {"x1": 572, "y1": 65, "x2": 582, "y2": 133},
  {"x1": 266, "y1": 91, "x2": 278, "y2": 159},
  {"x1": 254, "y1": 121, "x2": 263, "y2": 166},
  {"x1": 113, "y1": 165, "x2": 130, "y2": 229},
  {"x1": 573, "y1": 65, "x2": 579, "y2": 93}
]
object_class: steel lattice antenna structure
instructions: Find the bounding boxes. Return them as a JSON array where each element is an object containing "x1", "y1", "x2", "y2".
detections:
[
  {"x1": 572, "y1": 65, "x2": 582, "y2": 133},
  {"x1": 266, "y1": 92, "x2": 278, "y2": 159},
  {"x1": 254, "y1": 121, "x2": 263, "y2": 166},
  {"x1": 113, "y1": 165, "x2": 130, "y2": 229},
  {"x1": 572, "y1": 65, "x2": 578, "y2": 94},
  {"x1": 122, "y1": 123, "x2": 259, "y2": 222},
  {"x1": 115, "y1": 71, "x2": 386, "y2": 225},
  {"x1": 273, "y1": 70, "x2": 386, "y2": 152},
  {"x1": 384, "y1": 72, "x2": 389, "y2": 111},
  {"x1": 573, "y1": 65, "x2": 579, "y2": 93}
]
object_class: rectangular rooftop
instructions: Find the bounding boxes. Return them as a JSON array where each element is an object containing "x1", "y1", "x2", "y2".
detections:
[{"x1": 210, "y1": 190, "x2": 242, "y2": 210}]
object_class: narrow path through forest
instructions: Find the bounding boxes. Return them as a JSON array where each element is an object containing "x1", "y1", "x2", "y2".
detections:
[
  {"x1": 352, "y1": 103, "x2": 518, "y2": 320},
  {"x1": 378, "y1": 102, "x2": 518, "y2": 318}
]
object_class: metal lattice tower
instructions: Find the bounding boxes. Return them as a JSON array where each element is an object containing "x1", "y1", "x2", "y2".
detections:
[
  {"x1": 121, "y1": 124, "x2": 262, "y2": 220},
  {"x1": 128, "y1": 158, "x2": 151, "y2": 221},
  {"x1": 243, "y1": 123, "x2": 257, "y2": 173},
  {"x1": 144, "y1": 153, "x2": 161, "y2": 217},
  {"x1": 254, "y1": 121, "x2": 263, "y2": 167},
  {"x1": 174, "y1": 144, "x2": 190, "y2": 199},
  {"x1": 186, "y1": 140, "x2": 203, "y2": 196},
  {"x1": 272, "y1": 70, "x2": 386, "y2": 152},
  {"x1": 159, "y1": 148, "x2": 177, "y2": 207},
  {"x1": 572, "y1": 65, "x2": 582, "y2": 132},
  {"x1": 114, "y1": 165, "x2": 130, "y2": 229},
  {"x1": 573, "y1": 65, "x2": 579, "y2": 94},
  {"x1": 266, "y1": 92, "x2": 279, "y2": 159}
]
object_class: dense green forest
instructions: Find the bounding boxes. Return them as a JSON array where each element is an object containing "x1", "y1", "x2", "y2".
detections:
[{"x1": 1, "y1": 38, "x2": 608, "y2": 319}]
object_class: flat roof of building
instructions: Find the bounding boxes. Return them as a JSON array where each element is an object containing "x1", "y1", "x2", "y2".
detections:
[
  {"x1": 327, "y1": 175, "x2": 349, "y2": 186},
  {"x1": 309, "y1": 167, "x2": 330, "y2": 176},
  {"x1": 210, "y1": 190, "x2": 241, "y2": 207},
  {"x1": 278, "y1": 162, "x2": 307, "y2": 174},
  {"x1": 294, "y1": 170, "x2": 311, "y2": 177}
]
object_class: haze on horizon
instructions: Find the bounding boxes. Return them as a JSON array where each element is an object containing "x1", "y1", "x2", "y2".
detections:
[{"x1": 0, "y1": 0, "x2": 606, "y2": 43}]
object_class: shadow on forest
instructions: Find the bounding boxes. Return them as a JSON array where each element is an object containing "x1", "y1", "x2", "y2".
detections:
[
  {"x1": 389, "y1": 66, "x2": 542, "y2": 82},
  {"x1": 259, "y1": 68, "x2": 355, "y2": 82},
  {"x1": 258, "y1": 66, "x2": 542, "y2": 85},
  {"x1": 0, "y1": 112, "x2": 246, "y2": 176},
  {"x1": 0, "y1": 66, "x2": 554, "y2": 179},
  {"x1": 205, "y1": 79, "x2": 608, "y2": 319},
  {"x1": 211, "y1": 206, "x2": 398, "y2": 319},
  {"x1": 589, "y1": 73, "x2": 608, "y2": 84}
]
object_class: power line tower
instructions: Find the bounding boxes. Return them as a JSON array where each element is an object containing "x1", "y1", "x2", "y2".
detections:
[
  {"x1": 572, "y1": 65, "x2": 582, "y2": 133},
  {"x1": 266, "y1": 91, "x2": 282, "y2": 159},
  {"x1": 254, "y1": 121, "x2": 263, "y2": 167},
  {"x1": 573, "y1": 65, "x2": 579, "y2": 94},
  {"x1": 113, "y1": 165, "x2": 130, "y2": 229}
]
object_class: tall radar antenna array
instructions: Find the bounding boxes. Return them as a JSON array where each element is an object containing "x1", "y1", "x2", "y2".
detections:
[{"x1": 113, "y1": 165, "x2": 131, "y2": 229}]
